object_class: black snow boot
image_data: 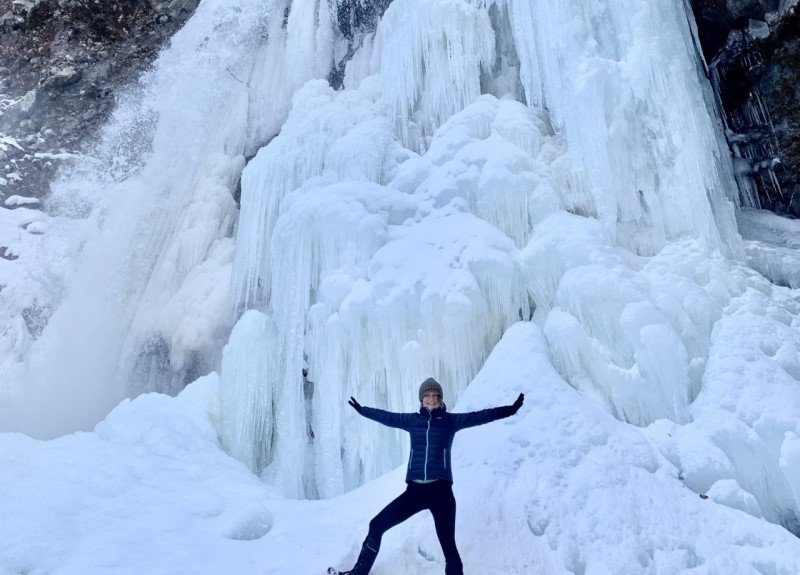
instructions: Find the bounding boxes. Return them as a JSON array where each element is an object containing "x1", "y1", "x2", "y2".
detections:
[{"x1": 345, "y1": 535, "x2": 380, "y2": 575}]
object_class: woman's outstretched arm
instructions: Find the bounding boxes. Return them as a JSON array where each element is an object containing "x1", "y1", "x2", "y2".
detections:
[
  {"x1": 450, "y1": 393, "x2": 524, "y2": 430},
  {"x1": 348, "y1": 397, "x2": 414, "y2": 430}
]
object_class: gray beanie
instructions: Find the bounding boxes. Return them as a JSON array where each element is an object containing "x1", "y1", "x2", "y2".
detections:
[{"x1": 418, "y1": 377, "x2": 443, "y2": 402}]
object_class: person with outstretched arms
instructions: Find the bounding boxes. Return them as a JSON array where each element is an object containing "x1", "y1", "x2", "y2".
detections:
[{"x1": 329, "y1": 377, "x2": 524, "y2": 575}]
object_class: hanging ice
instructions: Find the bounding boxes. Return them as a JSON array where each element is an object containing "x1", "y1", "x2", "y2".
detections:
[
  {"x1": 1, "y1": 0, "x2": 343, "y2": 438},
  {"x1": 220, "y1": 0, "x2": 800, "y2": 536},
  {"x1": 1, "y1": 0, "x2": 799, "y2": 540}
]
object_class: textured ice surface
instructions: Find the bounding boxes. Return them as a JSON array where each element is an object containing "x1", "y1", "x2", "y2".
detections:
[
  {"x1": 738, "y1": 208, "x2": 800, "y2": 288},
  {"x1": 2, "y1": 0, "x2": 800, "y2": 544},
  {"x1": 3, "y1": 328, "x2": 800, "y2": 575}
]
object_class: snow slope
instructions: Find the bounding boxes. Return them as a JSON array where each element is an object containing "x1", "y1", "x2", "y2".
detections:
[
  {"x1": 2, "y1": 0, "x2": 800, "y2": 573},
  {"x1": 3, "y1": 324, "x2": 800, "y2": 575}
]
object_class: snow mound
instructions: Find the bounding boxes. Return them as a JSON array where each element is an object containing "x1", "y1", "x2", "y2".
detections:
[{"x1": 3, "y1": 327, "x2": 800, "y2": 575}]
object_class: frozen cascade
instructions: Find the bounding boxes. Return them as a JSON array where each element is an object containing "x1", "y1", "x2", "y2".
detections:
[
  {"x1": 1, "y1": 0, "x2": 799, "y2": 539},
  {"x1": 229, "y1": 78, "x2": 539, "y2": 496},
  {"x1": 220, "y1": 309, "x2": 279, "y2": 474},
  {"x1": 504, "y1": 0, "x2": 743, "y2": 257},
  {"x1": 225, "y1": 0, "x2": 800, "y2": 531},
  {"x1": 0, "y1": 0, "x2": 338, "y2": 437}
]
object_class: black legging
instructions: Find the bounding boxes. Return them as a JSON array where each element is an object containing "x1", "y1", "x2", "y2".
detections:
[{"x1": 351, "y1": 480, "x2": 463, "y2": 575}]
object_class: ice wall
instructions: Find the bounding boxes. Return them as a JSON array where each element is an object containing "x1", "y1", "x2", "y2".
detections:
[
  {"x1": 0, "y1": 0, "x2": 334, "y2": 437},
  {"x1": 504, "y1": 0, "x2": 743, "y2": 257},
  {"x1": 2, "y1": 0, "x2": 797, "y2": 537},
  {"x1": 225, "y1": 0, "x2": 800, "y2": 535},
  {"x1": 229, "y1": 78, "x2": 540, "y2": 496},
  {"x1": 225, "y1": 0, "x2": 760, "y2": 500}
]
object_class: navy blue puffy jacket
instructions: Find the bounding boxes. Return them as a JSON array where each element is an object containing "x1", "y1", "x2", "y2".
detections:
[{"x1": 358, "y1": 403, "x2": 513, "y2": 483}]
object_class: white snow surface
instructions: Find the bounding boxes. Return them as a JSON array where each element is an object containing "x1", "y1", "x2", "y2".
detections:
[
  {"x1": 737, "y1": 208, "x2": 800, "y2": 288},
  {"x1": 2, "y1": 0, "x2": 800, "y2": 573},
  {"x1": 3, "y1": 325, "x2": 800, "y2": 575}
]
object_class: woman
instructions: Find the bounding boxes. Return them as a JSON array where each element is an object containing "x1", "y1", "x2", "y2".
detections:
[{"x1": 329, "y1": 377, "x2": 524, "y2": 575}]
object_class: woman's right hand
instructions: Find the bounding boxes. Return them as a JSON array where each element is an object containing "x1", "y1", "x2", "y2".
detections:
[{"x1": 348, "y1": 397, "x2": 362, "y2": 412}]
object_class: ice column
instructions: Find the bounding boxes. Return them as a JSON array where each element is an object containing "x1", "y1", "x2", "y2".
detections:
[
  {"x1": 503, "y1": 0, "x2": 742, "y2": 258},
  {"x1": 220, "y1": 310, "x2": 279, "y2": 473},
  {"x1": 375, "y1": 0, "x2": 497, "y2": 146}
]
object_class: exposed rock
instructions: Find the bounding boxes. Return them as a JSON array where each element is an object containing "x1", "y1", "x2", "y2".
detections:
[
  {"x1": 43, "y1": 65, "x2": 81, "y2": 88},
  {"x1": 0, "y1": 0, "x2": 200, "y2": 203},
  {"x1": 330, "y1": 0, "x2": 394, "y2": 89},
  {"x1": 691, "y1": 0, "x2": 800, "y2": 217},
  {"x1": 753, "y1": 10, "x2": 800, "y2": 215}
]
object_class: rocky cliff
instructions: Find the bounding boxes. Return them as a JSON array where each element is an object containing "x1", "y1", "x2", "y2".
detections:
[
  {"x1": 691, "y1": 0, "x2": 799, "y2": 216},
  {"x1": 0, "y1": 0, "x2": 199, "y2": 202}
]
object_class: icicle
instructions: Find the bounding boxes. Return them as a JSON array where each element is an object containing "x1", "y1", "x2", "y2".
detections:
[
  {"x1": 502, "y1": 0, "x2": 743, "y2": 258},
  {"x1": 220, "y1": 310, "x2": 279, "y2": 474},
  {"x1": 232, "y1": 77, "x2": 395, "y2": 315},
  {"x1": 375, "y1": 0, "x2": 497, "y2": 144},
  {"x1": 234, "y1": 78, "x2": 543, "y2": 494}
]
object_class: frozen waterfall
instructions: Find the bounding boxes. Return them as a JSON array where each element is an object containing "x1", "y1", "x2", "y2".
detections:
[
  {"x1": 226, "y1": 0, "x2": 752, "y2": 500},
  {"x1": 2, "y1": 0, "x2": 800, "y2": 541}
]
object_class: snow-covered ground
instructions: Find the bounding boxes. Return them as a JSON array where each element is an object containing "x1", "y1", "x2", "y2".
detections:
[
  {"x1": 3, "y1": 323, "x2": 800, "y2": 575},
  {"x1": 2, "y1": 0, "x2": 800, "y2": 573}
]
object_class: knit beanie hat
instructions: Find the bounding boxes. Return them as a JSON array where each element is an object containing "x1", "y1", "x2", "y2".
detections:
[{"x1": 419, "y1": 377, "x2": 443, "y2": 402}]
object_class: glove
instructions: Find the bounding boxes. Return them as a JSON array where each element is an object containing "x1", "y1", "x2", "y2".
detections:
[
  {"x1": 348, "y1": 397, "x2": 362, "y2": 413},
  {"x1": 510, "y1": 393, "x2": 524, "y2": 415}
]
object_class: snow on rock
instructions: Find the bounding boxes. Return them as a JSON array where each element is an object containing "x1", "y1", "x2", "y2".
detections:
[
  {"x1": 3, "y1": 195, "x2": 39, "y2": 207},
  {"x1": 0, "y1": 134, "x2": 24, "y2": 152}
]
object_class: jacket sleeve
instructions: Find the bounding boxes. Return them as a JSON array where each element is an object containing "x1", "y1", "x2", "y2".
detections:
[
  {"x1": 358, "y1": 406, "x2": 413, "y2": 430},
  {"x1": 450, "y1": 405, "x2": 514, "y2": 431}
]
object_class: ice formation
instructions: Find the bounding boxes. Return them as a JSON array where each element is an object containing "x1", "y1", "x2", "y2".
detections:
[
  {"x1": 1, "y1": 0, "x2": 799, "y2": 545},
  {"x1": 225, "y1": 0, "x2": 761, "y2": 501},
  {"x1": 737, "y1": 207, "x2": 800, "y2": 289},
  {"x1": 4, "y1": 326, "x2": 800, "y2": 575},
  {"x1": 1, "y1": 0, "x2": 320, "y2": 436}
]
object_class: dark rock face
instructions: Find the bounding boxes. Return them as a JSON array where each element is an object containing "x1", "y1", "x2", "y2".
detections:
[
  {"x1": 690, "y1": 0, "x2": 800, "y2": 217},
  {"x1": 0, "y1": 0, "x2": 199, "y2": 203},
  {"x1": 754, "y1": 12, "x2": 800, "y2": 215},
  {"x1": 330, "y1": 0, "x2": 394, "y2": 89}
]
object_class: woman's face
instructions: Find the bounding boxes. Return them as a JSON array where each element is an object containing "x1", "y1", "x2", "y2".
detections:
[{"x1": 422, "y1": 391, "x2": 441, "y2": 410}]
